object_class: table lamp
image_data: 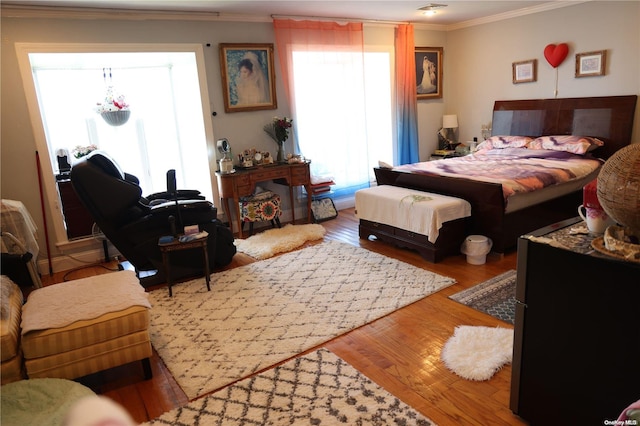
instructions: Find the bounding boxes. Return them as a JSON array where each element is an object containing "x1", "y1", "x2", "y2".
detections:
[{"x1": 438, "y1": 114, "x2": 459, "y2": 150}]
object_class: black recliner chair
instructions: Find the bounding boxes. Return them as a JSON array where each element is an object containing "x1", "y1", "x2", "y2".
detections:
[{"x1": 70, "y1": 150, "x2": 235, "y2": 287}]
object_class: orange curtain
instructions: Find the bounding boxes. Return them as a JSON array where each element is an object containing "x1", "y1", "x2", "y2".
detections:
[
  {"x1": 395, "y1": 24, "x2": 419, "y2": 164},
  {"x1": 273, "y1": 19, "x2": 364, "y2": 111}
]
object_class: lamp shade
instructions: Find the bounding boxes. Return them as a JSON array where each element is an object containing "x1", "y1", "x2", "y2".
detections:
[{"x1": 443, "y1": 114, "x2": 458, "y2": 129}]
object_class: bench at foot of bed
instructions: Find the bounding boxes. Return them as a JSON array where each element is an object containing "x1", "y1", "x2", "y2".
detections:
[
  {"x1": 355, "y1": 185, "x2": 471, "y2": 263},
  {"x1": 358, "y1": 217, "x2": 468, "y2": 263}
]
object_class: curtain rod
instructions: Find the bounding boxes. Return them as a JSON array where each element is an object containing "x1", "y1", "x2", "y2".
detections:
[{"x1": 270, "y1": 14, "x2": 408, "y2": 26}]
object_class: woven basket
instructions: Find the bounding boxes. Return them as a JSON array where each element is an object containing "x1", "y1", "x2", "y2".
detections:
[
  {"x1": 101, "y1": 110, "x2": 130, "y2": 126},
  {"x1": 597, "y1": 143, "x2": 640, "y2": 235}
]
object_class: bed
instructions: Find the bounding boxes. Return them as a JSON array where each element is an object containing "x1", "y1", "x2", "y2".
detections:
[{"x1": 374, "y1": 95, "x2": 637, "y2": 254}]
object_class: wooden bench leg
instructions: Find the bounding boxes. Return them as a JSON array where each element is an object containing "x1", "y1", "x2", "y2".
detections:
[{"x1": 142, "y1": 357, "x2": 152, "y2": 380}]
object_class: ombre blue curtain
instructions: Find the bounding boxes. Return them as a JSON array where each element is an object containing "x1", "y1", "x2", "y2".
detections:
[{"x1": 395, "y1": 24, "x2": 419, "y2": 165}]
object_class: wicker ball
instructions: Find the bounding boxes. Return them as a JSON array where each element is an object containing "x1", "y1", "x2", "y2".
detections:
[{"x1": 597, "y1": 143, "x2": 640, "y2": 235}]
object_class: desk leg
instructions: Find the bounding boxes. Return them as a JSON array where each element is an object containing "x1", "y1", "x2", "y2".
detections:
[
  {"x1": 233, "y1": 196, "x2": 243, "y2": 239},
  {"x1": 220, "y1": 197, "x2": 231, "y2": 229},
  {"x1": 222, "y1": 196, "x2": 244, "y2": 239},
  {"x1": 303, "y1": 184, "x2": 312, "y2": 223},
  {"x1": 289, "y1": 186, "x2": 295, "y2": 224}
]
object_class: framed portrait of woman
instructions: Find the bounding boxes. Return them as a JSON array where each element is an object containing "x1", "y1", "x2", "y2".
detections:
[
  {"x1": 415, "y1": 47, "x2": 443, "y2": 99},
  {"x1": 219, "y1": 43, "x2": 277, "y2": 113}
]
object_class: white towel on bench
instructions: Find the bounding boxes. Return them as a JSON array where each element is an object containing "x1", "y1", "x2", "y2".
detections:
[{"x1": 355, "y1": 185, "x2": 471, "y2": 243}]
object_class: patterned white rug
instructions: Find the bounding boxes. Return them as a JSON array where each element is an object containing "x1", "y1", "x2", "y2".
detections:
[
  {"x1": 144, "y1": 348, "x2": 435, "y2": 426},
  {"x1": 148, "y1": 240, "x2": 455, "y2": 399}
]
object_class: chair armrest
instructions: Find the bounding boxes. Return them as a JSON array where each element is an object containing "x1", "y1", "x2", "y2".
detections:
[{"x1": 146, "y1": 189, "x2": 204, "y2": 201}]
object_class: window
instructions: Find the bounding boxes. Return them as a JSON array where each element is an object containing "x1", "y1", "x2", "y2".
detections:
[
  {"x1": 291, "y1": 49, "x2": 394, "y2": 200},
  {"x1": 30, "y1": 52, "x2": 211, "y2": 199},
  {"x1": 16, "y1": 44, "x2": 216, "y2": 245}
]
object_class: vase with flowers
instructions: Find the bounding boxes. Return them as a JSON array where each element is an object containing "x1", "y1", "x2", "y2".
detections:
[
  {"x1": 72, "y1": 144, "x2": 98, "y2": 159},
  {"x1": 263, "y1": 116, "x2": 293, "y2": 163}
]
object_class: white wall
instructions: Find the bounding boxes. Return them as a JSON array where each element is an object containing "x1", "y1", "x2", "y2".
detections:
[
  {"x1": 440, "y1": 1, "x2": 639, "y2": 150},
  {"x1": 1, "y1": 1, "x2": 639, "y2": 270}
]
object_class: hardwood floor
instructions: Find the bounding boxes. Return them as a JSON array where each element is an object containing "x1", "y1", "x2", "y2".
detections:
[{"x1": 40, "y1": 208, "x2": 525, "y2": 425}]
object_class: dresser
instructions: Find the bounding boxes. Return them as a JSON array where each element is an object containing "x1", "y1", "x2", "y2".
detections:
[
  {"x1": 56, "y1": 178, "x2": 95, "y2": 240},
  {"x1": 511, "y1": 217, "x2": 640, "y2": 425},
  {"x1": 215, "y1": 162, "x2": 312, "y2": 238}
]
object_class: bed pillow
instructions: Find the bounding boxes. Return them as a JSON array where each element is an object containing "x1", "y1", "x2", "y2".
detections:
[
  {"x1": 475, "y1": 136, "x2": 533, "y2": 151},
  {"x1": 528, "y1": 135, "x2": 604, "y2": 155}
]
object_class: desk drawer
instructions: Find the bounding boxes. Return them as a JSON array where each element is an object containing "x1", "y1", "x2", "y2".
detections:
[
  {"x1": 290, "y1": 165, "x2": 310, "y2": 184},
  {"x1": 237, "y1": 184, "x2": 253, "y2": 196},
  {"x1": 251, "y1": 169, "x2": 284, "y2": 182},
  {"x1": 235, "y1": 174, "x2": 251, "y2": 185}
]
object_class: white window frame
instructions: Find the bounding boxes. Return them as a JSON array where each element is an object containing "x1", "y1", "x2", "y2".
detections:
[{"x1": 14, "y1": 43, "x2": 218, "y2": 249}]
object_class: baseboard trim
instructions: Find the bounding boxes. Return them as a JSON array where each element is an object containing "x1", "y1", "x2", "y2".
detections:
[{"x1": 37, "y1": 245, "x2": 121, "y2": 275}]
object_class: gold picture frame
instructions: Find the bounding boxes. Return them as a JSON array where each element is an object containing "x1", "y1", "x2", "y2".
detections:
[
  {"x1": 415, "y1": 47, "x2": 443, "y2": 99},
  {"x1": 219, "y1": 43, "x2": 277, "y2": 113},
  {"x1": 575, "y1": 50, "x2": 607, "y2": 78},
  {"x1": 512, "y1": 59, "x2": 537, "y2": 84}
]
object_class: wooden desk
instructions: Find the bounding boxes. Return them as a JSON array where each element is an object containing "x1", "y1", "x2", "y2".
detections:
[{"x1": 216, "y1": 162, "x2": 312, "y2": 238}]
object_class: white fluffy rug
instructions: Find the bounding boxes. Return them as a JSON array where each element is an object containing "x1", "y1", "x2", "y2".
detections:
[
  {"x1": 441, "y1": 325, "x2": 514, "y2": 381},
  {"x1": 234, "y1": 223, "x2": 326, "y2": 259}
]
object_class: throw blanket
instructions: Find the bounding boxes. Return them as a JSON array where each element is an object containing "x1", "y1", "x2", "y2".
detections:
[
  {"x1": 395, "y1": 148, "x2": 601, "y2": 201},
  {"x1": 21, "y1": 270, "x2": 151, "y2": 333}
]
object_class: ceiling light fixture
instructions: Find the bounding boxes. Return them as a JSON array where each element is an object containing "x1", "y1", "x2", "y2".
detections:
[{"x1": 419, "y1": 3, "x2": 448, "y2": 16}]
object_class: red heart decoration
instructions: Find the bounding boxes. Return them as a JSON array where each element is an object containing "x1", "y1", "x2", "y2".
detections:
[{"x1": 544, "y1": 43, "x2": 569, "y2": 68}]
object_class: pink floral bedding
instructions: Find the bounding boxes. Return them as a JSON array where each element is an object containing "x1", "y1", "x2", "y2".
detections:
[{"x1": 394, "y1": 148, "x2": 602, "y2": 201}]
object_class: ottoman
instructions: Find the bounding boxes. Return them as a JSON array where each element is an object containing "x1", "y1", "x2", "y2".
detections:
[
  {"x1": 356, "y1": 185, "x2": 471, "y2": 262},
  {"x1": 21, "y1": 271, "x2": 153, "y2": 380},
  {"x1": 1, "y1": 275, "x2": 25, "y2": 385},
  {"x1": 239, "y1": 190, "x2": 282, "y2": 236}
]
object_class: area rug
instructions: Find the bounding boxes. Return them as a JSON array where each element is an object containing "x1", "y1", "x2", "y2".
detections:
[
  {"x1": 441, "y1": 325, "x2": 514, "y2": 381},
  {"x1": 234, "y1": 223, "x2": 326, "y2": 259},
  {"x1": 448, "y1": 270, "x2": 516, "y2": 324},
  {"x1": 143, "y1": 349, "x2": 434, "y2": 425},
  {"x1": 148, "y1": 240, "x2": 455, "y2": 399}
]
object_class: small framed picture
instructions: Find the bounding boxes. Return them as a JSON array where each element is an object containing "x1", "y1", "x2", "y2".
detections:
[
  {"x1": 219, "y1": 43, "x2": 277, "y2": 113},
  {"x1": 512, "y1": 59, "x2": 537, "y2": 84},
  {"x1": 575, "y1": 50, "x2": 606, "y2": 78},
  {"x1": 415, "y1": 47, "x2": 443, "y2": 99}
]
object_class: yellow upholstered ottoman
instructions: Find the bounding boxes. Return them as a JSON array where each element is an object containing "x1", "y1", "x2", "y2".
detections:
[
  {"x1": 1, "y1": 275, "x2": 25, "y2": 384},
  {"x1": 21, "y1": 270, "x2": 153, "y2": 380}
]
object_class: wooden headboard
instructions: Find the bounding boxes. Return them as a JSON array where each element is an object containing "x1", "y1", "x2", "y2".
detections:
[{"x1": 492, "y1": 95, "x2": 637, "y2": 159}]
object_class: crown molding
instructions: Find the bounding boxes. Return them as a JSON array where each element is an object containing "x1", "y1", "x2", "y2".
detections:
[
  {"x1": 1, "y1": 1, "x2": 589, "y2": 28},
  {"x1": 443, "y1": 1, "x2": 590, "y2": 31},
  {"x1": 1, "y1": 4, "x2": 234, "y2": 21}
]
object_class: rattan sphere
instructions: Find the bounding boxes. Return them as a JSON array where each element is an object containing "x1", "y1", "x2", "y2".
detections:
[{"x1": 597, "y1": 143, "x2": 640, "y2": 235}]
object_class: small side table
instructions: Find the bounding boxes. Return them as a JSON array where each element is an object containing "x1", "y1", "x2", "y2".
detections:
[{"x1": 158, "y1": 236, "x2": 211, "y2": 297}]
